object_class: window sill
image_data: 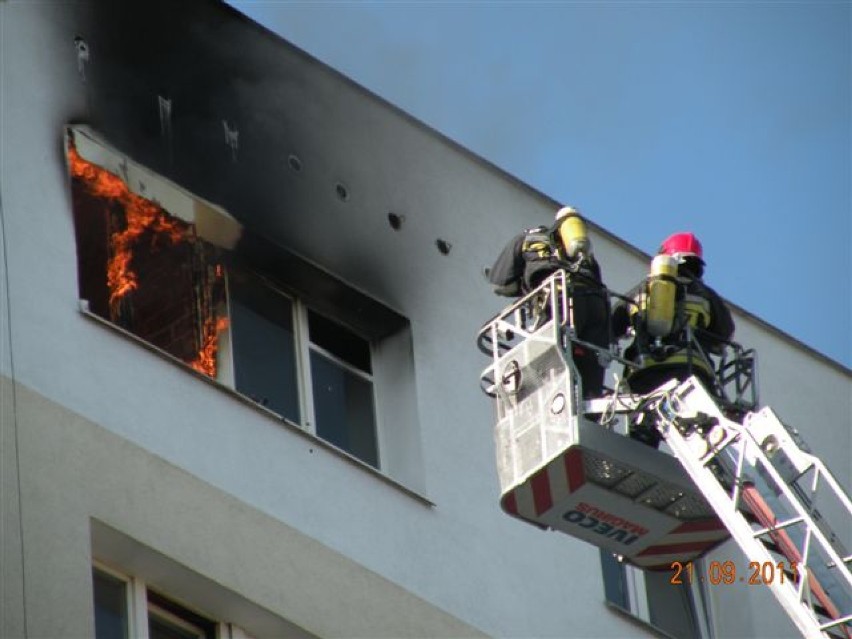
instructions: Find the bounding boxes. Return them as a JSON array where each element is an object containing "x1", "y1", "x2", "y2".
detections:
[{"x1": 79, "y1": 302, "x2": 435, "y2": 507}]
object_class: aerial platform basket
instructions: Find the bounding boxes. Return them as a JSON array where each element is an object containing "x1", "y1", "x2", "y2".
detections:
[
  {"x1": 477, "y1": 272, "x2": 729, "y2": 570},
  {"x1": 495, "y1": 401, "x2": 730, "y2": 570}
]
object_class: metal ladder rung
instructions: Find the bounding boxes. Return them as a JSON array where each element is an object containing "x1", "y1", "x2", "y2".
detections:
[
  {"x1": 827, "y1": 555, "x2": 852, "y2": 570},
  {"x1": 699, "y1": 434, "x2": 740, "y2": 462},
  {"x1": 819, "y1": 613, "x2": 852, "y2": 631},
  {"x1": 752, "y1": 516, "x2": 806, "y2": 538}
]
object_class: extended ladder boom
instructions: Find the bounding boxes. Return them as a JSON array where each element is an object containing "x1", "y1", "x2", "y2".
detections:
[
  {"x1": 653, "y1": 378, "x2": 852, "y2": 638},
  {"x1": 477, "y1": 270, "x2": 850, "y2": 638}
]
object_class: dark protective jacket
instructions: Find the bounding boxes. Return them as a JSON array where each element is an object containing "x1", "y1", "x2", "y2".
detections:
[
  {"x1": 488, "y1": 225, "x2": 603, "y2": 296},
  {"x1": 488, "y1": 225, "x2": 610, "y2": 398},
  {"x1": 612, "y1": 269, "x2": 734, "y2": 394},
  {"x1": 488, "y1": 232, "x2": 526, "y2": 296}
]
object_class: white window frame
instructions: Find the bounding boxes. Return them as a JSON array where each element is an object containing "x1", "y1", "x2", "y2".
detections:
[
  {"x1": 293, "y1": 298, "x2": 314, "y2": 431},
  {"x1": 92, "y1": 562, "x2": 252, "y2": 639},
  {"x1": 92, "y1": 562, "x2": 135, "y2": 638},
  {"x1": 623, "y1": 564, "x2": 650, "y2": 621},
  {"x1": 302, "y1": 302, "x2": 378, "y2": 426},
  {"x1": 225, "y1": 272, "x2": 380, "y2": 465},
  {"x1": 610, "y1": 559, "x2": 712, "y2": 638}
]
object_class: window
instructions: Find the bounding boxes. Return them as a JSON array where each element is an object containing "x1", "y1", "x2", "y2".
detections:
[
  {"x1": 67, "y1": 128, "x2": 231, "y2": 381},
  {"x1": 600, "y1": 550, "x2": 712, "y2": 638},
  {"x1": 93, "y1": 569, "x2": 129, "y2": 639},
  {"x1": 307, "y1": 309, "x2": 378, "y2": 467},
  {"x1": 66, "y1": 126, "x2": 418, "y2": 476},
  {"x1": 228, "y1": 272, "x2": 379, "y2": 467},
  {"x1": 92, "y1": 566, "x2": 223, "y2": 639},
  {"x1": 229, "y1": 274, "x2": 302, "y2": 422}
]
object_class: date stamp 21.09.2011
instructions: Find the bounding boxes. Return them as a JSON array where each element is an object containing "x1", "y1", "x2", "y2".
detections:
[{"x1": 670, "y1": 560, "x2": 799, "y2": 586}]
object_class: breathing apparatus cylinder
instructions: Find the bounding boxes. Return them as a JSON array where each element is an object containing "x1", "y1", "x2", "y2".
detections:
[
  {"x1": 557, "y1": 213, "x2": 590, "y2": 259},
  {"x1": 645, "y1": 254, "x2": 678, "y2": 338}
]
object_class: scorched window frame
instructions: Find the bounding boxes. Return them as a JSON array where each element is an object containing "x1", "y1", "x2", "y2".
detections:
[{"x1": 66, "y1": 125, "x2": 392, "y2": 476}]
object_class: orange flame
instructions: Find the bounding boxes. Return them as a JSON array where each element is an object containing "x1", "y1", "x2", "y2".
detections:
[
  {"x1": 67, "y1": 143, "x2": 186, "y2": 315},
  {"x1": 190, "y1": 316, "x2": 230, "y2": 377},
  {"x1": 68, "y1": 140, "x2": 228, "y2": 379}
]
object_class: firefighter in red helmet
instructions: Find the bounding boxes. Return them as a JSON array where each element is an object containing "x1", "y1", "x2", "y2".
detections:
[
  {"x1": 659, "y1": 232, "x2": 704, "y2": 263},
  {"x1": 612, "y1": 232, "x2": 735, "y2": 445}
]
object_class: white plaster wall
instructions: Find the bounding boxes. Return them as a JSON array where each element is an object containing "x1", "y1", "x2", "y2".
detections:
[{"x1": 1, "y1": 3, "x2": 848, "y2": 638}]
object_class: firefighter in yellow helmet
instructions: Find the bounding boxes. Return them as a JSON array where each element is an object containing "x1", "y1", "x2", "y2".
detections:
[
  {"x1": 611, "y1": 232, "x2": 735, "y2": 445},
  {"x1": 488, "y1": 206, "x2": 611, "y2": 398}
]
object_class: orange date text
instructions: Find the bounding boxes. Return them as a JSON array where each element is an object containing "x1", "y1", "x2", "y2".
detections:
[{"x1": 670, "y1": 560, "x2": 799, "y2": 586}]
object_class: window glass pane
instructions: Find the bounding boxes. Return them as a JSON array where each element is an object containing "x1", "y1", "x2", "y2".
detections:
[
  {"x1": 310, "y1": 351, "x2": 378, "y2": 467},
  {"x1": 599, "y1": 550, "x2": 628, "y2": 610},
  {"x1": 147, "y1": 591, "x2": 216, "y2": 639},
  {"x1": 93, "y1": 569, "x2": 128, "y2": 639},
  {"x1": 229, "y1": 276, "x2": 300, "y2": 423},
  {"x1": 149, "y1": 613, "x2": 205, "y2": 639},
  {"x1": 308, "y1": 310, "x2": 371, "y2": 373},
  {"x1": 598, "y1": 552, "x2": 704, "y2": 638},
  {"x1": 646, "y1": 569, "x2": 702, "y2": 638}
]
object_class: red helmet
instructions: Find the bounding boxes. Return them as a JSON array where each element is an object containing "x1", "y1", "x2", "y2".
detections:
[{"x1": 659, "y1": 232, "x2": 704, "y2": 263}]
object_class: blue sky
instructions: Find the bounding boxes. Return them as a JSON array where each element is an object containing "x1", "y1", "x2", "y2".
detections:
[{"x1": 228, "y1": 1, "x2": 851, "y2": 369}]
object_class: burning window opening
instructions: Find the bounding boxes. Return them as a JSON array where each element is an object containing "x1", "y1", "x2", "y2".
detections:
[
  {"x1": 66, "y1": 133, "x2": 231, "y2": 379},
  {"x1": 63, "y1": 127, "x2": 419, "y2": 473}
]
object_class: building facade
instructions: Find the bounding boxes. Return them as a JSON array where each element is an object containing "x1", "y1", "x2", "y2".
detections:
[{"x1": 1, "y1": 2, "x2": 849, "y2": 638}]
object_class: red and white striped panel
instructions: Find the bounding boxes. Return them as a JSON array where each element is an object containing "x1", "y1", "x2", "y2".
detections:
[
  {"x1": 501, "y1": 448, "x2": 586, "y2": 523},
  {"x1": 630, "y1": 518, "x2": 730, "y2": 570},
  {"x1": 499, "y1": 446, "x2": 729, "y2": 567}
]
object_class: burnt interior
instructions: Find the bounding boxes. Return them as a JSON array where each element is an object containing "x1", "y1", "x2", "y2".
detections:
[
  {"x1": 72, "y1": 183, "x2": 112, "y2": 319},
  {"x1": 70, "y1": 159, "x2": 226, "y2": 375}
]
